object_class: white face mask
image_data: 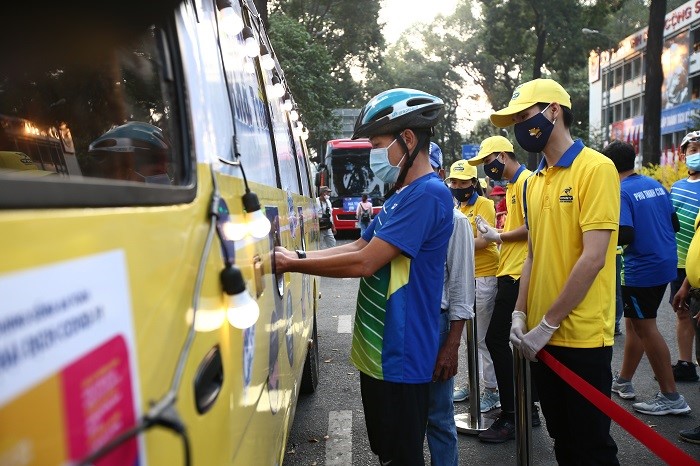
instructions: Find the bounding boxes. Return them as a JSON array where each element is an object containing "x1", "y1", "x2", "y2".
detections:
[{"x1": 369, "y1": 139, "x2": 405, "y2": 184}]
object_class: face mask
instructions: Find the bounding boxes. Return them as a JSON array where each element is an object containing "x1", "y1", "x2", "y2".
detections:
[
  {"x1": 686, "y1": 154, "x2": 700, "y2": 171},
  {"x1": 484, "y1": 154, "x2": 506, "y2": 181},
  {"x1": 450, "y1": 186, "x2": 474, "y2": 203},
  {"x1": 514, "y1": 104, "x2": 555, "y2": 153},
  {"x1": 370, "y1": 139, "x2": 405, "y2": 184}
]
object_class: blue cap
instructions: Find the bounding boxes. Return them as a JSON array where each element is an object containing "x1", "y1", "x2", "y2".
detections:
[{"x1": 429, "y1": 142, "x2": 443, "y2": 169}]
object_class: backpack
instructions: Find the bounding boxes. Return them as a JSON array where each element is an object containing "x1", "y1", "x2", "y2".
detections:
[{"x1": 360, "y1": 206, "x2": 371, "y2": 223}]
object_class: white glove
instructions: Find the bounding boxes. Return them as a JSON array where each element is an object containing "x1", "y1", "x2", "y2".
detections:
[
  {"x1": 519, "y1": 316, "x2": 559, "y2": 361},
  {"x1": 475, "y1": 215, "x2": 501, "y2": 243},
  {"x1": 509, "y1": 310, "x2": 527, "y2": 347}
]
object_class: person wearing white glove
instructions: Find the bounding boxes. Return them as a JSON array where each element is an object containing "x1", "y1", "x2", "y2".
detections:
[
  {"x1": 467, "y1": 136, "x2": 536, "y2": 443},
  {"x1": 490, "y1": 78, "x2": 620, "y2": 464},
  {"x1": 517, "y1": 316, "x2": 560, "y2": 361}
]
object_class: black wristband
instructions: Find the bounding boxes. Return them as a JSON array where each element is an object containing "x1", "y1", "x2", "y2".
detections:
[{"x1": 295, "y1": 249, "x2": 307, "y2": 259}]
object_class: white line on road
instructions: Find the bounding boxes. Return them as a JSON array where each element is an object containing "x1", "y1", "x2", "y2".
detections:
[
  {"x1": 326, "y1": 410, "x2": 352, "y2": 466},
  {"x1": 337, "y1": 314, "x2": 352, "y2": 333}
]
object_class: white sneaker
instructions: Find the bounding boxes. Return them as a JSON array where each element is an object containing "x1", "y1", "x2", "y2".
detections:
[
  {"x1": 611, "y1": 373, "x2": 636, "y2": 400},
  {"x1": 632, "y1": 392, "x2": 691, "y2": 416}
]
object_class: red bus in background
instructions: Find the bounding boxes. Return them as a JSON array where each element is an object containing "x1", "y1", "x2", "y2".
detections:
[{"x1": 317, "y1": 138, "x2": 388, "y2": 232}]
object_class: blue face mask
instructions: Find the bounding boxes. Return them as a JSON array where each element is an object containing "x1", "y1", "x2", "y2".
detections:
[
  {"x1": 484, "y1": 154, "x2": 506, "y2": 181},
  {"x1": 450, "y1": 186, "x2": 474, "y2": 203},
  {"x1": 514, "y1": 104, "x2": 555, "y2": 153},
  {"x1": 686, "y1": 153, "x2": 700, "y2": 171},
  {"x1": 370, "y1": 139, "x2": 405, "y2": 184}
]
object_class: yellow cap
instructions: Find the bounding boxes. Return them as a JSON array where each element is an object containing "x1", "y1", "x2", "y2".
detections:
[
  {"x1": 0, "y1": 151, "x2": 54, "y2": 177},
  {"x1": 447, "y1": 160, "x2": 477, "y2": 181},
  {"x1": 490, "y1": 78, "x2": 571, "y2": 128},
  {"x1": 468, "y1": 136, "x2": 514, "y2": 166}
]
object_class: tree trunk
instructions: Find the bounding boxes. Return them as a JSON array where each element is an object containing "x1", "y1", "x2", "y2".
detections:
[{"x1": 642, "y1": 0, "x2": 666, "y2": 166}]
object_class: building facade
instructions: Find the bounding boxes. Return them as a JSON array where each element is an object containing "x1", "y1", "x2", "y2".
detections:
[{"x1": 589, "y1": 0, "x2": 700, "y2": 165}]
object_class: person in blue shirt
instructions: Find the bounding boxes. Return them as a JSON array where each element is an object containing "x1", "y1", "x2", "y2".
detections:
[
  {"x1": 275, "y1": 88, "x2": 454, "y2": 466},
  {"x1": 602, "y1": 140, "x2": 691, "y2": 416}
]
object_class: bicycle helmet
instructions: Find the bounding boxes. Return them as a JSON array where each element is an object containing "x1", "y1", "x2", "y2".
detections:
[
  {"x1": 89, "y1": 121, "x2": 171, "y2": 156},
  {"x1": 351, "y1": 88, "x2": 444, "y2": 140},
  {"x1": 681, "y1": 130, "x2": 700, "y2": 153}
]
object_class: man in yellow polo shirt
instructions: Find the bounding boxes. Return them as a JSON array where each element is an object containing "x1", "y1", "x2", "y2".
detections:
[
  {"x1": 464, "y1": 136, "x2": 538, "y2": 443},
  {"x1": 491, "y1": 78, "x2": 620, "y2": 464}
]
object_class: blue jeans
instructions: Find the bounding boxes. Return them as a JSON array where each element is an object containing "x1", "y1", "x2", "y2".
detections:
[
  {"x1": 426, "y1": 313, "x2": 458, "y2": 466},
  {"x1": 359, "y1": 221, "x2": 370, "y2": 237},
  {"x1": 615, "y1": 254, "x2": 623, "y2": 329}
]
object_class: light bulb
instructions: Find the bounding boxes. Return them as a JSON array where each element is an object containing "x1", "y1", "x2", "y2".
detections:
[
  {"x1": 219, "y1": 7, "x2": 244, "y2": 36},
  {"x1": 247, "y1": 210, "x2": 272, "y2": 238},
  {"x1": 282, "y1": 97, "x2": 293, "y2": 112},
  {"x1": 242, "y1": 27, "x2": 259, "y2": 58},
  {"x1": 260, "y1": 44, "x2": 275, "y2": 70},
  {"x1": 221, "y1": 265, "x2": 260, "y2": 329},
  {"x1": 296, "y1": 121, "x2": 303, "y2": 131},
  {"x1": 301, "y1": 130, "x2": 309, "y2": 141},
  {"x1": 222, "y1": 214, "x2": 248, "y2": 241},
  {"x1": 227, "y1": 290, "x2": 260, "y2": 329},
  {"x1": 290, "y1": 110, "x2": 299, "y2": 122}
]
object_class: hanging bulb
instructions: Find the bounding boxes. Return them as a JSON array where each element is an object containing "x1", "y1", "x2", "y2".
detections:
[
  {"x1": 242, "y1": 191, "x2": 271, "y2": 238},
  {"x1": 242, "y1": 27, "x2": 259, "y2": 58},
  {"x1": 282, "y1": 94, "x2": 293, "y2": 112},
  {"x1": 221, "y1": 266, "x2": 260, "y2": 329},
  {"x1": 296, "y1": 121, "x2": 304, "y2": 131},
  {"x1": 218, "y1": 4, "x2": 244, "y2": 36},
  {"x1": 270, "y1": 75, "x2": 285, "y2": 98},
  {"x1": 301, "y1": 128, "x2": 309, "y2": 141},
  {"x1": 290, "y1": 109, "x2": 299, "y2": 122},
  {"x1": 259, "y1": 43, "x2": 275, "y2": 71}
]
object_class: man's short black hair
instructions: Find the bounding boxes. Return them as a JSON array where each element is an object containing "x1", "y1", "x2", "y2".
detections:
[{"x1": 601, "y1": 140, "x2": 636, "y2": 173}]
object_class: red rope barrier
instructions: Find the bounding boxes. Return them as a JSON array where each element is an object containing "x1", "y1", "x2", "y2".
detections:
[{"x1": 538, "y1": 349, "x2": 699, "y2": 466}]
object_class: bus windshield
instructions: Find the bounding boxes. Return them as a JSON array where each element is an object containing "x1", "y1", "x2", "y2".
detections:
[{"x1": 325, "y1": 140, "x2": 387, "y2": 202}]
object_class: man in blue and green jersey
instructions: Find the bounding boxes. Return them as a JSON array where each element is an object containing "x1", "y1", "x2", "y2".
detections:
[
  {"x1": 275, "y1": 88, "x2": 453, "y2": 466},
  {"x1": 670, "y1": 130, "x2": 700, "y2": 382}
]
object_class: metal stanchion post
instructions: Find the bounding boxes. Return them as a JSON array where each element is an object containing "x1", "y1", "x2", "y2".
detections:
[
  {"x1": 454, "y1": 317, "x2": 491, "y2": 434},
  {"x1": 514, "y1": 347, "x2": 533, "y2": 465}
]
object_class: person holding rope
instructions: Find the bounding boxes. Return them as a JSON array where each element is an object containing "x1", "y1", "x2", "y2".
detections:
[{"x1": 491, "y1": 78, "x2": 620, "y2": 464}]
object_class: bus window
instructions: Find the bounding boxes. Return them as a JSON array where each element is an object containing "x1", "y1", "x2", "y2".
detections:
[{"x1": 0, "y1": 20, "x2": 189, "y2": 205}]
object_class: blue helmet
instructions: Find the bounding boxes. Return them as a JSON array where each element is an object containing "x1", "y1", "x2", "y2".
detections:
[{"x1": 352, "y1": 88, "x2": 444, "y2": 140}]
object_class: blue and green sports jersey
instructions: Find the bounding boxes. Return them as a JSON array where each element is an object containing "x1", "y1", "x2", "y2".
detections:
[
  {"x1": 353, "y1": 172, "x2": 453, "y2": 383},
  {"x1": 670, "y1": 178, "x2": 700, "y2": 268}
]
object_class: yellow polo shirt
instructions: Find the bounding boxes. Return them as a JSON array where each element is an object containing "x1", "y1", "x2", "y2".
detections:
[
  {"x1": 497, "y1": 165, "x2": 532, "y2": 279},
  {"x1": 525, "y1": 141, "x2": 619, "y2": 348},
  {"x1": 458, "y1": 195, "x2": 500, "y2": 277},
  {"x1": 686, "y1": 211, "x2": 700, "y2": 288}
]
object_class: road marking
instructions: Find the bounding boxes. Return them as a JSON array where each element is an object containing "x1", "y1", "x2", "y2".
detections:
[
  {"x1": 337, "y1": 314, "x2": 352, "y2": 333},
  {"x1": 326, "y1": 410, "x2": 352, "y2": 466}
]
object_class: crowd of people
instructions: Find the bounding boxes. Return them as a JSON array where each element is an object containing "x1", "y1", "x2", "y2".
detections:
[{"x1": 279, "y1": 78, "x2": 700, "y2": 465}]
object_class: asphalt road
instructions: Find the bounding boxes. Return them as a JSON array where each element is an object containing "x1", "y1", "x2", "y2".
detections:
[{"x1": 284, "y1": 238, "x2": 700, "y2": 465}]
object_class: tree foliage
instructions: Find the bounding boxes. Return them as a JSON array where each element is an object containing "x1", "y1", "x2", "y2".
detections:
[
  {"x1": 268, "y1": 12, "x2": 341, "y2": 152},
  {"x1": 271, "y1": 0, "x2": 384, "y2": 106},
  {"x1": 364, "y1": 24, "x2": 466, "y2": 166}
]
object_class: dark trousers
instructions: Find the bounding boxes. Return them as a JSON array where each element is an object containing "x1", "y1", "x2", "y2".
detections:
[
  {"x1": 360, "y1": 372, "x2": 430, "y2": 466},
  {"x1": 531, "y1": 345, "x2": 619, "y2": 466},
  {"x1": 485, "y1": 276, "x2": 538, "y2": 413}
]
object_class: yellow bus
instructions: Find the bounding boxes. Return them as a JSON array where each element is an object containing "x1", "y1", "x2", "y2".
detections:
[{"x1": 0, "y1": 1, "x2": 320, "y2": 465}]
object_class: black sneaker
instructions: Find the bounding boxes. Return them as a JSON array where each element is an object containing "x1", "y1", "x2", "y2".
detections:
[
  {"x1": 679, "y1": 425, "x2": 700, "y2": 444},
  {"x1": 479, "y1": 414, "x2": 515, "y2": 443},
  {"x1": 673, "y1": 360, "x2": 699, "y2": 382}
]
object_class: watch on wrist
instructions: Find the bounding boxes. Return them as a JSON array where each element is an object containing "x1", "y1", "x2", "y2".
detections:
[{"x1": 295, "y1": 249, "x2": 307, "y2": 259}]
